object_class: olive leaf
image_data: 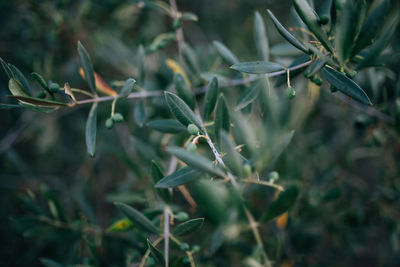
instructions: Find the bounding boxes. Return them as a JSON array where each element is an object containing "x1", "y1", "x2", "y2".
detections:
[
  {"x1": 165, "y1": 91, "x2": 202, "y2": 130},
  {"x1": 267, "y1": 9, "x2": 308, "y2": 54},
  {"x1": 203, "y1": 77, "x2": 219, "y2": 120},
  {"x1": 146, "y1": 119, "x2": 186, "y2": 133},
  {"x1": 173, "y1": 218, "x2": 204, "y2": 236},
  {"x1": 77, "y1": 41, "x2": 96, "y2": 93},
  {"x1": 213, "y1": 41, "x2": 239, "y2": 65},
  {"x1": 231, "y1": 61, "x2": 284, "y2": 74},
  {"x1": 261, "y1": 185, "x2": 299, "y2": 222},
  {"x1": 85, "y1": 103, "x2": 98, "y2": 157},
  {"x1": 114, "y1": 202, "x2": 160, "y2": 234},
  {"x1": 254, "y1": 11, "x2": 269, "y2": 60},
  {"x1": 155, "y1": 166, "x2": 202, "y2": 188},
  {"x1": 167, "y1": 147, "x2": 225, "y2": 178},
  {"x1": 292, "y1": 0, "x2": 333, "y2": 53},
  {"x1": 321, "y1": 66, "x2": 372, "y2": 105}
]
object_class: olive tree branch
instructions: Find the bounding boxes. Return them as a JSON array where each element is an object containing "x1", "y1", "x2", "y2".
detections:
[{"x1": 193, "y1": 106, "x2": 272, "y2": 267}]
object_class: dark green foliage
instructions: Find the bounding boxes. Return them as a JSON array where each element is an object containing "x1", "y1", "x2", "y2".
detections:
[{"x1": 0, "y1": 0, "x2": 399, "y2": 266}]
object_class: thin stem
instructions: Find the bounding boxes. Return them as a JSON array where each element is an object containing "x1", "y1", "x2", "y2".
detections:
[
  {"x1": 75, "y1": 90, "x2": 164, "y2": 105},
  {"x1": 244, "y1": 178, "x2": 284, "y2": 191},
  {"x1": 194, "y1": 107, "x2": 238, "y2": 187},
  {"x1": 110, "y1": 97, "x2": 117, "y2": 117},
  {"x1": 164, "y1": 207, "x2": 170, "y2": 267},
  {"x1": 244, "y1": 208, "x2": 272, "y2": 267},
  {"x1": 169, "y1": 0, "x2": 185, "y2": 63},
  {"x1": 70, "y1": 88, "x2": 95, "y2": 98}
]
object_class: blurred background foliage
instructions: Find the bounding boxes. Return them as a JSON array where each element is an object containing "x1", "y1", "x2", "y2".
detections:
[{"x1": 1, "y1": 0, "x2": 400, "y2": 266}]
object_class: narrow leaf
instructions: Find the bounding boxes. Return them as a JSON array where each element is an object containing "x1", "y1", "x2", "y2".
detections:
[
  {"x1": 0, "y1": 103, "x2": 21, "y2": 109},
  {"x1": 214, "y1": 94, "x2": 230, "y2": 146},
  {"x1": 254, "y1": 12, "x2": 269, "y2": 60},
  {"x1": 231, "y1": 61, "x2": 284, "y2": 74},
  {"x1": 114, "y1": 202, "x2": 160, "y2": 234},
  {"x1": 151, "y1": 160, "x2": 171, "y2": 202},
  {"x1": 155, "y1": 166, "x2": 202, "y2": 188},
  {"x1": 321, "y1": 66, "x2": 372, "y2": 105},
  {"x1": 137, "y1": 45, "x2": 146, "y2": 85},
  {"x1": 8, "y1": 64, "x2": 32, "y2": 96},
  {"x1": 0, "y1": 57, "x2": 13, "y2": 78},
  {"x1": 307, "y1": 59, "x2": 326, "y2": 77},
  {"x1": 119, "y1": 78, "x2": 135, "y2": 98},
  {"x1": 174, "y1": 73, "x2": 194, "y2": 108},
  {"x1": 167, "y1": 147, "x2": 225, "y2": 178},
  {"x1": 146, "y1": 119, "x2": 186, "y2": 133},
  {"x1": 77, "y1": 41, "x2": 96, "y2": 93},
  {"x1": 261, "y1": 185, "x2": 299, "y2": 222},
  {"x1": 8, "y1": 95, "x2": 68, "y2": 107},
  {"x1": 183, "y1": 43, "x2": 201, "y2": 75},
  {"x1": 270, "y1": 43, "x2": 303, "y2": 57},
  {"x1": 220, "y1": 131, "x2": 242, "y2": 177},
  {"x1": 8, "y1": 78, "x2": 30, "y2": 97},
  {"x1": 334, "y1": 0, "x2": 363, "y2": 63},
  {"x1": 147, "y1": 239, "x2": 165, "y2": 265},
  {"x1": 85, "y1": 103, "x2": 98, "y2": 157},
  {"x1": 351, "y1": 0, "x2": 390, "y2": 56},
  {"x1": 203, "y1": 77, "x2": 219, "y2": 120},
  {"x1": 173, "y1": 218, "x2": 204, "y2": 236},
  {"x1": 31, "y1": 72, "x2": 50, "y2": 91},
  {"x1": 235, "y1": 81, "x2": 262, "y2": 111},
  {"x1": 267, "y1": 9, "x2": 308, "y2": 53},
  {"x1": 292, "y1": 0, "x2": 333, "y2": 53},
  {"x1": 213, "y1": 41, "x2": 239, "y2": 65},
  {"x1": 164, "y1": 91, "x2": 202, "y2": 130},
  {"x1": 134, "y1": 100, "x2": 146, "y2": 127},
  {"x1": 357, "y1": 15, "x2": 399, "y2": 70}
]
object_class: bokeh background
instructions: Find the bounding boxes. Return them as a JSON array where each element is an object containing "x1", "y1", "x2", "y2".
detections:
[{"x1": 1, "y1": 0, "x2": 400, "y2": 266}]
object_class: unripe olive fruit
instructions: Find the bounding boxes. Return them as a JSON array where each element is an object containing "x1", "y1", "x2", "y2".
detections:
[
  {"x1": 286, "y1": 86, "x2": 296, "y2": 99},
  {"x1": 187, "y1": 123, "x2": 199, "y2": 135},
  {"x1": 268, "y1": 171, "x2": 279, "y2": 182},
  {"x1": 175, "y1": 212, "x2": 189, "y2": 221},
  {"x1": 330, "y1": 85, "x2": 338, "y2": 93},
  {"x1": 112, "y1": 113, "x2": 124, "y2": 122},
  {"x1": 49, "y1": 82, "x2": 60, "y2": 92},
  {"x1": 192, "y1": 245, "x2": 200, "y2": 253},
  {"x1": 180, "y1": 243, "x2": 190, "y2": 251},
  {"x1": 186, "y1": 142, "x2": 197, "y2": 152},
  {"x1": 319, "y1": 15, "x2": 329, "y2": 25},
  {"x1": 105, "y1": 118, "x2": 114, "y2": 129},
  {"x1": 243, "y1": 164, "x2": 252, "y2": 177}
]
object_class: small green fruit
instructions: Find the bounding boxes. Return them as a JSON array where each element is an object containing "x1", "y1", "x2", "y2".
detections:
[
  {"x1": 186, "y1": 142, "x2": 197, "y2": 152},
  {"x1": 191, "y1": 245, "x2": 200, "y2": 253},
  {"x1": 105, "y1": 118, "x2": 114, "y2": 129},
  {"x1": 112, "y1": 113, "x2": 124, "y2": 122},
  {"x1": 180, "y1": 242, "x2": 190, "y2": 251},
  {"x1": 243, "y1": 164, "x2": 252, "y2": 177},
  {"x1": 187, "y1": 124, "x2": 199, "y2": 135},
  {"x1": 314, "y1": 77, "x2": 323, "y2": 86},
  {"x1": 330, "y1": 85, "x2": 338, "y2": 93},
  {"x1": 319, "y1": 15, "x2": 329, "y2": 25},
  {"x1": 175, "y1": 212, "x2": 189, "y2": 221},
  {"x1": 37, "y1": 90, "x2": 46, "y2": 99},
  {"x1": 49, "y1": 82, "x2": 60, "y2": 92},
  {"x1": 287, "y1": 86, "x2": 296, "y2": 99},
  {"x1": 268, "y1": 171, "x2": 279, "y2": 182}
]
